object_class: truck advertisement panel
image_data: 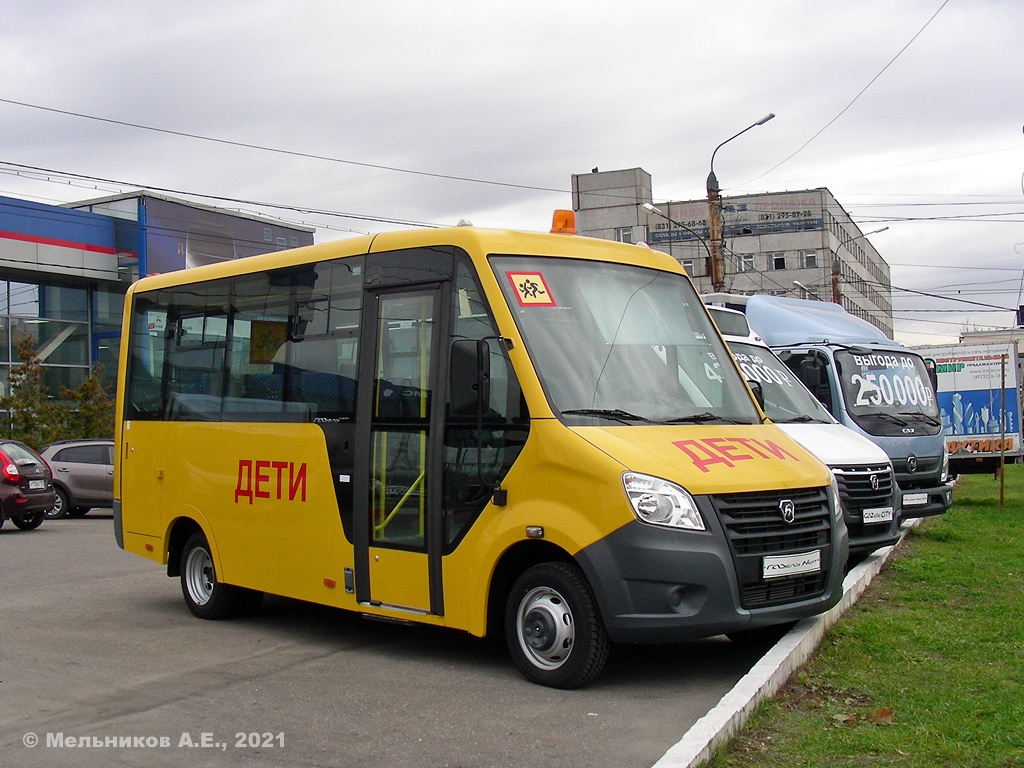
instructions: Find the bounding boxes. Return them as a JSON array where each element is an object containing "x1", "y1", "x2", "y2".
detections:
[{"x1": 924, "y1": 344, "x2": 1021, "y2": 461}]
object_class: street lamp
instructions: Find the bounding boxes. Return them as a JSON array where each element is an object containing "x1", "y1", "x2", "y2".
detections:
[
  {"x1": 642, "y1": 203, "x2": 713, "y2": 266},
  {"x1": 706, "y1": 113, "x2": 776, "y2": 292},
  {"x1": 793, "y1": 280, "x2": 820, "y2": 300}
]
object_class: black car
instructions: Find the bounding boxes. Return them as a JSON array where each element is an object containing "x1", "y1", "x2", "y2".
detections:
[{"x1": 0, "y1": 440, "x2": 56, "y2": 531}]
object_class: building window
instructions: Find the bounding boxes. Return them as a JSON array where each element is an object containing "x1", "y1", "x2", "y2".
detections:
[
  {"x1": 613, "y1": 227, "x2": 633, "y2": 244},
  {"x1": 681, "y1": 259, "x2": 695, "y2": 275},
  {"x1": 769, "y1": 252, "x2": 786, "y2": 271},
  {"x1": 737, "y1": 254, "x2": 755, "y2": 272},
  {"x1": 800, "y1": 250, "x2": 817, "y2": 269}
]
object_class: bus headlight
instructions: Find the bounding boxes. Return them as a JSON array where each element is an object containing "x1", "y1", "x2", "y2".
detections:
[{"x1": 622, "y1": 472, "x2": 705, "y2": 531}]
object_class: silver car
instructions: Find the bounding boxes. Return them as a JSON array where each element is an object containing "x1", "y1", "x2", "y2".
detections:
[{"x1": 38, "y1": 439, "x2": 114, "y2": 519}]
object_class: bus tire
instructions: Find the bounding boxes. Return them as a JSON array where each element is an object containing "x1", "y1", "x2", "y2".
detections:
[
  {"x1": 180, "y1": 532, "x2": 254, "y2": 620},
  {"x1": 505, "y1": 562, "x2": 610, "y2": 689}
]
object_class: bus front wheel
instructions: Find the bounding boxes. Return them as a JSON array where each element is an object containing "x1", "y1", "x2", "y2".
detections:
[
  {"x1": 505, "y1": 562, "x2": 610, "y2": 689},
  {"x1": 180, "y1": 532, "x2": 262, "y2": 619}
]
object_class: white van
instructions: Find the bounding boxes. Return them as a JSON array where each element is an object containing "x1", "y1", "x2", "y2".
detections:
[{"x1": 708, "y1": 306, "x2": 901, "y2": 559}]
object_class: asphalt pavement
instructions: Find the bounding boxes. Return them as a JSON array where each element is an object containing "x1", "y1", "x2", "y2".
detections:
[{"x1": 1, "y1": 514, "x2": 813, "y2": 768}]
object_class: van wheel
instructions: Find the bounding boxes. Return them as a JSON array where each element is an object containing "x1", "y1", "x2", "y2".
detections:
[
  {"x1": 505, "y1": 562, "x2": 610, "y2": 689},
  {"x1": 180, "y1": 532, "x2": 261, "y2": 619},
  {"x1": 12, "y1": 511, "x2": 44, "y2": 530}
]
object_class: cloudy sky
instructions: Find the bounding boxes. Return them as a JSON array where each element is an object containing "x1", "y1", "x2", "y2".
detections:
[{"x1": 2, "y1": 0, "x2": 1021, "y2": 345}]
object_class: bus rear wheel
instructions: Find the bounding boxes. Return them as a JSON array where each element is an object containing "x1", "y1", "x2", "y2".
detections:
[
  {"x1": 505, "y1": 562, "x2": 610, "y2": 689},
  {"x1": 180, "y1": 532, "x2": 262, "y2": 619}
]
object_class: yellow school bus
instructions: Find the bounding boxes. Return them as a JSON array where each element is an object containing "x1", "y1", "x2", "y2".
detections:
[{"x1": 115, "y1": 212, "x2": 848, "y2": 688}]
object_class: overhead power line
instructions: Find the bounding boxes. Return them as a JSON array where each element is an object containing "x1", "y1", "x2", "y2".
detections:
[
  {"x1": 744, "y1": 0, "x2": 950, "y2": 185},
  {"x1": 0, "y1": 161, "x2": 441, "y2": 229},
  {"x1": 0, "y1": 97, "x2": 568, "y2": 195}
]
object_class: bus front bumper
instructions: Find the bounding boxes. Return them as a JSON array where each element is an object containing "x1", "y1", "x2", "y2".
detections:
[{"x1": 575, "y1": 517, "x2": 847, "y2": 645}]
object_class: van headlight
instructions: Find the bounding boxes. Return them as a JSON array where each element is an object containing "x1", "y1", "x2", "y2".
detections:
[
  {"x1": 622, "y1": 472, "x2": 705, "y2": 531},
  {"x1": 829, "y1": 473, "x2": 843, "y2": 522}
]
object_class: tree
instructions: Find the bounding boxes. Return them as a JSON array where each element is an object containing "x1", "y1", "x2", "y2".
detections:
[
  {"x1": 0, "y1": 335, "x2": 115, "y2": 448},
  {"x1": 0, "y1": 335, "x2": 64, "y2": 447},
  {"x1": 59, "y1": 365, "x2": 114, "y2": 440}
]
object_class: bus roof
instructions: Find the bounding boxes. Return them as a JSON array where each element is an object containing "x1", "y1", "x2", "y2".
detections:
[{"x1": 127, "y1": 225, "x2": 684, "y2": 294}]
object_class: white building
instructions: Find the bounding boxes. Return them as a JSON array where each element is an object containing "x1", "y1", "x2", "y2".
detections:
[{"x1": 571, "y1": 168, "x2": 894, "y2": 338}]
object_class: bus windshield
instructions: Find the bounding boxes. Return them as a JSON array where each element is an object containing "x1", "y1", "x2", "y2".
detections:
[
  {"x1": 727, "y1": 341, "x2": 832, "y2": 425},
  {"x1": 492, "y1": 256, "x2": 760, "y2": 426},
  {"x1": 835, "y1": 349, "x2": 942, "y2": 436}
]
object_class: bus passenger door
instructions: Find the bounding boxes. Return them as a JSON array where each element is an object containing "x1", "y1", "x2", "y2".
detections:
[{"x1": 354, "y1": 286, "x2": 446, "y2": 615}]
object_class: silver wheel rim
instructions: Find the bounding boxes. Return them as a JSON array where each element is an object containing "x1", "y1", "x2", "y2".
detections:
[
  {"x1": 516, "y1": 586, "x2": 574, "y2": 670},
  {"x1": 47, "y1": 493, "x2": 63, "y2": 518},
  {"x1": 184, "y1": 546, "x2": 215, "y2": 606}
]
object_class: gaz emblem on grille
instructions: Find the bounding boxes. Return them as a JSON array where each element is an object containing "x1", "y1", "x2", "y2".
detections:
[
  {"x1": 779, "y1": 499, "x2": 796, "y2": 524},
  {"x1": 870, "y1": 474, "x2": 880, "y2": 491}
]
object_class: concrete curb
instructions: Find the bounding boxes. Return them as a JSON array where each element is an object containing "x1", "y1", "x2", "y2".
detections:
[{"x1": 651, "y1": 524, "x2": 914, "y2": 768}]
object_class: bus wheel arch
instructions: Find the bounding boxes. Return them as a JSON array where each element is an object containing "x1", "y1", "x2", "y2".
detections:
[
  {"x1": 174, "y1": 526, "x2": 263, "y2": 620},
  {"x1": 490, "y1": 543, "x2": 611, "y2": 689},
  {"x1": 486, "y1": 540, "x2": 572, "y2": 639}
]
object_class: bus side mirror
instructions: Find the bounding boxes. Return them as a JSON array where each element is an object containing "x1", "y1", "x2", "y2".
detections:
[{"x1": 450, "y1": 339, "x2": 490, "y2": 416}]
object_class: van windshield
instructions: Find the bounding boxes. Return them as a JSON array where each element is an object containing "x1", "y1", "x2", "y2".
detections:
[
  {"x1": 491, "y1": 256, "x2": 760, "y2": 426},
  {"x1": 835, "y1": 349, "x2": 942, "y2": 436},
  {"x1": 727, "y1": 341, "x2": 832, "y2": 424}
]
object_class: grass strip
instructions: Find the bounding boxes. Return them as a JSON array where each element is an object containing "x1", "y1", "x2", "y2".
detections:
[{"x1": 707, "y1": 466, "x2": 1024, "y2": 767}]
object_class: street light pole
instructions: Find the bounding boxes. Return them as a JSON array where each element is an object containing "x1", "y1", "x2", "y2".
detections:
[{"x1": 706, "y1": 113, "x2": 775, "y2": 292}]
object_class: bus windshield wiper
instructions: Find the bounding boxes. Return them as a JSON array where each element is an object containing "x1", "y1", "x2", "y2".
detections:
[
  {"x1": 560, "y1": 408, "x2": 651, "y2": 423},
  {"x1": 775, "y1": 414, "x2": 819, "y2": 424},
  {"x1": 664, "y1": 412, "x2": 729, "y2": 424}
]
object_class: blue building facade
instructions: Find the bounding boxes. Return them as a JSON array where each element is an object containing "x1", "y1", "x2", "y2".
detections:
[{"x1": 0, "y1": 192, "x2": 314, "y2": 398}]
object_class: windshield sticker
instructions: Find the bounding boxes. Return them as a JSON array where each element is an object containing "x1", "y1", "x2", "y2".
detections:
[
  {"x1": 733, "y1": 351, "x2": 796, "y2": 388},
  {"x1": 849, "y1": 371, "x2": 934, "y2": 409},
  {"x1": 673, "y1": 436, "x2": 801, "y2": 474},
  {"x1": 507, "y1": 272, "x2": 556, "y2": 307}
]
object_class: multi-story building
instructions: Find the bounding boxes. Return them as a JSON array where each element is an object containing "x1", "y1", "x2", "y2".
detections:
[
  {"x1": 571, "y1": 167, "x2": 894, "y2": 337},
  {"x1": 0, "y1": 191, "x2": 313, "y2": 397}
]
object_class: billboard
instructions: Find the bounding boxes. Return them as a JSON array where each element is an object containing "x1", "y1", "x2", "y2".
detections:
[
  {"x1": 647, "y1": 192, "x2": 824, "y2": 245},
  {"x1": 924, "y1": 343, "x2": 1021, "y2": 458}
]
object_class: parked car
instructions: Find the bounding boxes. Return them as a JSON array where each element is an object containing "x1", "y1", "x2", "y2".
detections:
[
  {"x1": 38, "y1": 439, "x2": 114, "y2": 519},
  {"x1": 0, "y1": 439, "x2": 56, "y2": 531}
]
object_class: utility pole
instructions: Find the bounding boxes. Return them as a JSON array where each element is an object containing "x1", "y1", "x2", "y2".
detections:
[
  {"x1": 706, "y1": 176, "x2": 725, "y2": 292},
  {"x1": 705, "y1": 113, "x2": 775, "y2": 294}
]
